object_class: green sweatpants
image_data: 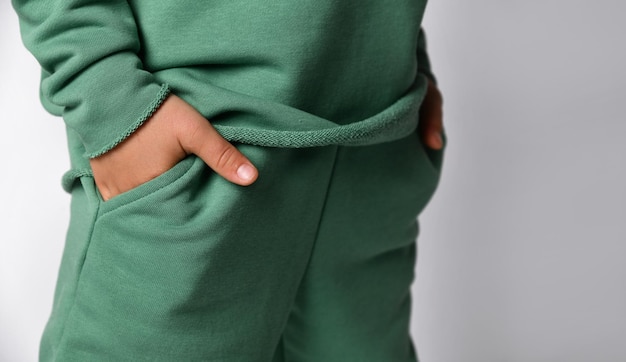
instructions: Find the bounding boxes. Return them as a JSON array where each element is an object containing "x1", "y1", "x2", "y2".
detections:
[{"x1": 40, "y1": 126, "x2": 444, "y2": 361}]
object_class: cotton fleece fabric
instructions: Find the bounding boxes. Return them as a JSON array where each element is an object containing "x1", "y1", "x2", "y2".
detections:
[
  {"x1": 12, "y1": 0, "x2": 434, "y2": 178},
  {"x1": 11, "y1": 1, "x2": 442, "y2": 361}
]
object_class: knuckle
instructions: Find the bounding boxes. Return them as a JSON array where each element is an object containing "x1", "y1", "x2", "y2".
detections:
[
  {"x1": 214, "y1": 144, "x2": 239, "y2": 170},
  {"x1": 181, "y1": 123, "x2": 203, "y2": 152}
]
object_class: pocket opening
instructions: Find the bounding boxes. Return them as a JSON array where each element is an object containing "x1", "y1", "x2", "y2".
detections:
[{"x1": 96, "y1": 155, "x2": 199, "y2": 215}]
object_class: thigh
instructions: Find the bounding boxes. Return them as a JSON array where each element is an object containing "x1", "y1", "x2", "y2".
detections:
[
  {"x1": 41, "y1": 145, "x2": 338, "y2": 361},
  {"x1": 280, "y1": 132, "x2": 444, "y2": 362}
]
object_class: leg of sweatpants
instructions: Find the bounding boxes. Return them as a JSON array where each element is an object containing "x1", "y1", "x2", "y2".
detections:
[
  {"x1": 280, "y1": 131, "x2": 444, "y2": 362},
  {"x1": 39, "y1": 145, "x2": 339, "y2": 361}
]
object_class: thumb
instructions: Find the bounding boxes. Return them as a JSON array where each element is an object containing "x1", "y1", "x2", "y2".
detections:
[{"x1": 181, "y1": 118, "x2": 258, "y2": 186}]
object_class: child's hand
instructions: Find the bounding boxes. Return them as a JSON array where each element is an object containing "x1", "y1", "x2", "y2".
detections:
[
  {"x1": 418, "y1": 79, "x2": 445, "y2": 150},
  {"x1": 89, "y1": 94, "x2": 258, "y2": 201}
]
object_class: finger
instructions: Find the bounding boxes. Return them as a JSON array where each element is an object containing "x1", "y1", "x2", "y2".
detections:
[
  {"x1": 182, "y1": 120, "x2": 258, "y2": 186},
  {"x1": 419, "y1": 82, "x2": 444, "y2": 150},
  {"x1": 423, "y1": 108, "x2": 444, "y2": 150}
]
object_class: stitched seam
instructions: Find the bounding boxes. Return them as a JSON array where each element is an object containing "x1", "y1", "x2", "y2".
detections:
[
  {"x1": 278, "y1": 146, "x2": 340, "y2": 360},
  {"x1": 306, "y1": 147, "x2": 341, "y2": 268},
  {"x1": 53, "y1": 185, "x2": 101, "y2": 358}
]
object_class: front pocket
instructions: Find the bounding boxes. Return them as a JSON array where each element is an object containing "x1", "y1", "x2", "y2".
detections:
[{"x1": 97, "y1": 155, "x2": 199, "y2": 214}]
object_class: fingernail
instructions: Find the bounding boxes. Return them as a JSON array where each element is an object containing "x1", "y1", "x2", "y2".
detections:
[{"x1": 237, "y1": 163, "x2": 256, "y2": 182}]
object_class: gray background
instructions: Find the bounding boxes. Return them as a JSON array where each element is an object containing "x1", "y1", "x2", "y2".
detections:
[{"x1": 1, "y1": 0, "x2": 625, "y2": 361}]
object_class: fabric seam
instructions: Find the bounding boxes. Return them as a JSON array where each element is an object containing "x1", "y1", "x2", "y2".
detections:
[
  {"x1": 277, "y1": 146, "x2": 341, "y2": 359},
  {"x1": 52, "y1": 182, "x2": 102, "y2": 358}
]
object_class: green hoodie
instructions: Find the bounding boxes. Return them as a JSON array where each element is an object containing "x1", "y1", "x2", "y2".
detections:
[{"x1": 12, "y1": 0, "x2": 434, "y2": 190}]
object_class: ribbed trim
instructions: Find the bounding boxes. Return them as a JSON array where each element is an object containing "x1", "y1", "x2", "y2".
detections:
[{"x1": 85, "y1": 84, "x2": 171, "y2": 159}]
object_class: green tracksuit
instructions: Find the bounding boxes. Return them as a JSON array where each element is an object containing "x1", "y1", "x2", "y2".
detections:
[{"x1": 13, "y1": 0, "x2": 445, "y2": 360}]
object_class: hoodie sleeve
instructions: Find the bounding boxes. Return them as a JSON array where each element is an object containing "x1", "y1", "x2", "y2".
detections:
[
  {"x1": 12, "y1": 0, "x2": 170, "y2": 159},
  {"x1": 417, "y1": 28, "x2": 437, "y2": 84}
]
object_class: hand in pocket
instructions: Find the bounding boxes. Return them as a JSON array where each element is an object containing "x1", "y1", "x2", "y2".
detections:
[
  {"x1": 418, "y1": 78, "x2": 445, "y2": 150},
  {"x1": 90, "y1": 94, "x2": 258, "y2": 201}
]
